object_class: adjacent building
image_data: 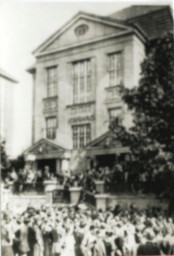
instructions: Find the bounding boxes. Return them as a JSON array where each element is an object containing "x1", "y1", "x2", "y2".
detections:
[
  {"x1": 0, "y1": 68, "x2": 18, "y2": 157},
  {"x1": 24, "y1": 5, "x2": 173, "y2": 174}
]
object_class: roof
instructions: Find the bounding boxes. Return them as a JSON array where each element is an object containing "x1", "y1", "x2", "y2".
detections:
[
  {"x1": 109, "y1": 5, "x2": 173, "y2": 40},
  {"x1": 23, "y1": 138, "x2": 67, "y2": 155},
  {"x1": 26, "y1": 63, "x2": 36, "y2": 74},
  {"x1": 31, "y1": 5, "x2": 173, "y2": 57},
  {"x1": 109, "y1": 5, "x2": 171, "y2": 20},
  {"x1": 0, "y1": 68, "x2": 18, "y2": 83},
  {"x1": 32, "y1": 10, "x2": 132, "y2": 56}
]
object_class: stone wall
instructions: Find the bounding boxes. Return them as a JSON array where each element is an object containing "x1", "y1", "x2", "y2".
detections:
[{"x1": 108, "y1": 194, "x2": 168, "y2": 210}]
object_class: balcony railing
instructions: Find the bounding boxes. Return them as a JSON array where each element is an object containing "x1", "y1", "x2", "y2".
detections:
[
  {"x1": 67, "y1": 101, "x2": 95, "y2": 116},
  {"x1": 43, "y1": 96, "x2": 58, "y2": 113},
  {"x1": 66, "y1": 101, "x2": 95, "y2": 124}
]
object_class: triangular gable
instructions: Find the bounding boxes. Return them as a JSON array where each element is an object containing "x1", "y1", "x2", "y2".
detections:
[
  {"x1": 86, "y1": 131, "x2": 122, "y2": 148},
  {"x1": 33, "y1": 11, "x2": 132, "y2": 56},
  {"x1": 24, "y1": 138, "x2": 66, "y2": 155}
]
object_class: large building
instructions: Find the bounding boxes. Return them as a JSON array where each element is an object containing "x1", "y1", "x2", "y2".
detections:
[
  {"x1": 24, "y1": 5, "x2": 173, "y2": 174},
  {"x1": 0, "y1": 68, "x2": 18, "y2": 157}
]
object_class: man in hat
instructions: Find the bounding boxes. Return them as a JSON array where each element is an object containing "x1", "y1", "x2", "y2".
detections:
[
  {"x1": 137, "y1": 229, "x2": 161, "y2": 255},
  {"x1": 18, "y1": 217, "x2": 30, "y2": 256}
]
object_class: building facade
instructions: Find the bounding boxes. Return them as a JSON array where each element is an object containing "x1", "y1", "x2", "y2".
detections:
[
  {"x1": 0, "y1": 68, "x2": 18, "y2": 157},
  {"x1": 24, "y1": 5, "x2": 173, "y2": 174}
]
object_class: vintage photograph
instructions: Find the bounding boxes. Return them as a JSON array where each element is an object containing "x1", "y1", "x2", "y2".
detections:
[{"x1": 0, "y1": 1, "x2": 174, "y2": 255}]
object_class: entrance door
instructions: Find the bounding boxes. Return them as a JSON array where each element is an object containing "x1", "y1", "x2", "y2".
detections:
[
  {"x1": 96, "y1": 154, "x2": 116, "y2": 168},
  {"x1": 37, "y1": 159, "x2": 56, "y2": 174}
]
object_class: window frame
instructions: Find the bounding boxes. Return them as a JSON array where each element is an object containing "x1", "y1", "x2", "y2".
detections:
[
  {"x1": 72, "y1": 59, "x2": 92, "y2": 104},
  {"x1": 46, "y1": 66, "x2": 58, "y2": 98},
  {"x1": 108, "y1": 107, "x2": 122, "y2": 125},
  {"x1": 46, "y1": 116, "x2": 57, "y2": 140},
  {"x1": 108, "y1": 51, "x2": 123, "y2": 87},
  {"x1": 72, "y1": 123, "x2": 91, "y2": 149}
]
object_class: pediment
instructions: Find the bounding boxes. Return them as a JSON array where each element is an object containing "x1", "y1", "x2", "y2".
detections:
[
  {"x1": 24, "y1": 138, "x2": 66, "y2": 155},
  {"x1": 33, "y1": 12, "x2": 131, "y2": 55},
  {"x1": 86, "y1": 131, "x2": 122, "y2": 148}
]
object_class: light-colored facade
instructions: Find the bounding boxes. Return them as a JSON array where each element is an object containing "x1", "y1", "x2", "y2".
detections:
[
  {"x1": 24, "y1": 6, "x2": 173, "y2": 173},
  {"x1": 0, "y1": 68, "x2": 18, "y2": 157}
]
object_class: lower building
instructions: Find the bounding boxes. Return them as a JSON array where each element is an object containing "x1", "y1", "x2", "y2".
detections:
[{"x1": 0, "y1": 68, "x2": 18, "y2": 158}]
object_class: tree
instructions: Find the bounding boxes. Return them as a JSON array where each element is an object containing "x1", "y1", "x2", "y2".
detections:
[
  {"x1": 0, "y1": 138, "x2": 11, "y2": 179},
  {"x1": 110, "y1": 32, "x2": 174, "y2": 197},
  {"x1": 10, "y1": 154, "x2": 25, "y2": 171}
]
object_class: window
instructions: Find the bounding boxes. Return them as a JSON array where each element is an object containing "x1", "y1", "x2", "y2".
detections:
[
  {"x1": 75, "y1": 24, "x2": 88, "y2": 36},
  {"x1": 109, "y1": 107, "x2": 122, "y2": 125},
  {"x1": 46, "y1": 117, "x2": 57, "y2": 139},
  {"x1": 47, "y1": 67, "x2": 57, "y2": 97},
  {"x1": 108, "y1": 52, "x2": 123, "y2": 86},
  {"x1": 72, "y1": 124, "x2": 91, "y2": 149},
  {"x1": 73, "y1": 59, "x2": 91, "y2": 104}
]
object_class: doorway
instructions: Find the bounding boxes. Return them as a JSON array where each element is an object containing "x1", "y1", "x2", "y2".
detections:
[
  {"x1": 37, "y1": 159, "x2": 56, "y2": 174},
  {"x1": 96, "y1": 154, "x2": 116, "y2": 168}
]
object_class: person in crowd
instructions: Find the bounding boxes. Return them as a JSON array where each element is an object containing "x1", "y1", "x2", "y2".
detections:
[
  {"x1": 10, "y1": 168, "x2": 18, "y2": 183},
  {"x1": 36, "y1": 169, "x2": 44, "y2": 193},
  {"x1": 43, "y1": 166, "x2": 51, "y2": 180},
  {"x1": 2, "y1": 203, "x2": 174, "y2": 256},
  {"x1": 26, "y1": 169, "x2": 35, "y2": 192},
  {"x1": 1, "y1": 215, "x2": 15, "y2": 256}
]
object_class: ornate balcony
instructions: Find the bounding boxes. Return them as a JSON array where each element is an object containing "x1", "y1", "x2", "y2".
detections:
[
  {"x1": 43, "y1": 96, "x2": 58, "y2": 114},
  {"x1": 66, "y1": 101, "x2": 95, "y2": 124},
  {"x1": 105, "y1": 86, "x2": 121, "y2": 104}
]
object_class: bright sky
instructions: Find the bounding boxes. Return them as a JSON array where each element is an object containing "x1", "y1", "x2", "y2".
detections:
[{"x1": 0, "y1": 0, "x2": 172, "y2": 158}]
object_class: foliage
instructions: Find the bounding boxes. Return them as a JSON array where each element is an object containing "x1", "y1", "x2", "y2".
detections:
[
  {"x1": 110, "y1": 32, "x2": 174, "y2": 197},
  {"x1": 10, "y1": 154, "x2": 25, "y2": 172},
  {"x1": 0, "y1": 138, "x2": 11, "y2": 179}
]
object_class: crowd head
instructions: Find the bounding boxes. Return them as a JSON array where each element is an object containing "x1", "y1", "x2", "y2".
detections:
[{"x1": 1, "y1": 203, "x2": 174, "y2": 256}]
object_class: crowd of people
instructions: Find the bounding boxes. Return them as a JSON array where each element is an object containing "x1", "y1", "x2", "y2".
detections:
[
  {"x1": 3, "y1": 163, "x2": 171, "y2": 197},
  {"x1": 3, "y1": 166, "x2": 84, "y2": 194},
  {"x1": 2, "y1": 203, "x2": 174, "y2": 256}
]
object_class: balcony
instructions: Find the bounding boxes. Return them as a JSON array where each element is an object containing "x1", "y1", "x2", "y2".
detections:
[
  {"x1": 105, "y1": 86, "x2": 121, "y2": 104},
  {"x1": 66, "y1": 101, "x2": 95, "y2": 124},
  {"x1": 43, "y1": 96, "x2": 58, "y2": 114}
]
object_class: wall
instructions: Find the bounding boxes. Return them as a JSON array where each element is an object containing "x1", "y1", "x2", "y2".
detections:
[
  {"x1": 107, "y1": 194, "x2": 168, "y2": 210},
  {"x1": 33, "y1": 33, "x2": 140, "y2": 150}
]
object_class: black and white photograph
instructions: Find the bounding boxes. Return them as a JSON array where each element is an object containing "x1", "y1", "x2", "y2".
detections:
[{"x1": 0, "y1": 1, "x2": 174, "y2": 255}]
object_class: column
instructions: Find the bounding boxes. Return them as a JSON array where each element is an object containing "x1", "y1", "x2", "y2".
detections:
[
  {"x1": 56, "y1": 159, "x2": 61, "y2": 175},
  {"x1": 61, "y1": 158, "x2": 70, "y2": 176},
  {"x1": 95, "y1": 194, "x2": 109, "y2": 211}
]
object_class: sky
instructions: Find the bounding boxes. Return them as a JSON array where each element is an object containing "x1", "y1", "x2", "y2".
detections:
[{"x1": 0, "y1": 0, "x2": 172, "y2": 158}]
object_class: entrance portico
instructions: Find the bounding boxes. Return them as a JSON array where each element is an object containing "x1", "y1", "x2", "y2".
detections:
[
  {"x1": 86, "y1": 131, "x2": 129, "y2": 169},
  {"x1": 23, "y1": 138, "x2": 70, "y2": 174}
]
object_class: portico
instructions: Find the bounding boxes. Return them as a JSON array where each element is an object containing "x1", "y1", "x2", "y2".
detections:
[
  {"x1": 23, "y1": 138, "x2": 71, "y2": 175},
  {"x1": 86, "y1": 131, "x2": 129, "y2": 169}
]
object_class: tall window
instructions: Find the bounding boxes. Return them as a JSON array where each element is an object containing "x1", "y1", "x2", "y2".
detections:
[
  {"x1": 72, "y1": 124, "x2": 91, "y2": 149},
  {"x1": 108, "y1": 52, "x2": 123, "y2": 86},
  {"x1": 46, "y1": 117, "x2": 57, "y2": 139},
  {"x1": 109, "y1": 107, "x2": 122, "y2": 125},
  {"x1": 47, "y1": 67, "x2": 57, "y2": 97},
  {"x1": 73, "y1": 59, "x2": 91, "y2": 104}
]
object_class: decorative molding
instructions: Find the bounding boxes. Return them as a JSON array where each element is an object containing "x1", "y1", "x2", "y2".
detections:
[
  {"x1": 33, "y1": 12, "x2": 133, "y2": 55},
  {"x1": 105, "y1": 85, "x2": 121, "y2": 102},
  {"x1": 69, "y1": 114, "x2": 95, "y2": 124},
  {"x1": 43, "y1": 96, "x2": 58, "y2": 114},
  {"x1": 75, "y1": 24, "x2": 88, "y2": 36},
  {"x1": 35, "y1": 30, "x2": 135, "y2": 57},
  {"x1": 67, "y1": 101, "x2": 95, "y2": 117}
]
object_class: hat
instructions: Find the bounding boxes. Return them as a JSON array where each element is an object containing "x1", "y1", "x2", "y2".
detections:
[{"x1": 144, "y1": 229, "x2": 155, "y2": 241}]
